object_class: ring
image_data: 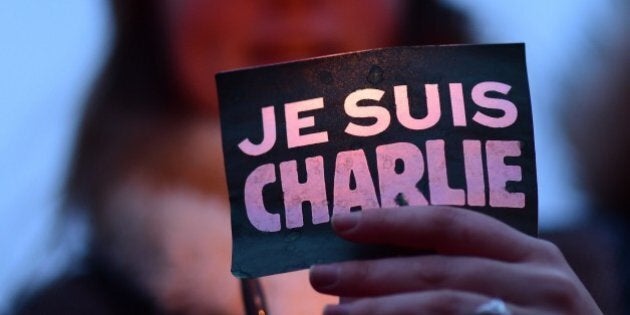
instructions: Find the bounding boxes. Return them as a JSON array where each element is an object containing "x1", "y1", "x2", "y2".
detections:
[{"x1": 474, "y1": 298, "x2": 512, "y2": 315}]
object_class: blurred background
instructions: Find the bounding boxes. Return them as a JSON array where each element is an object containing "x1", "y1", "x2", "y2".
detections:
[{"x1": 0, "y1": 0, "x2": 624, "y2": 313}]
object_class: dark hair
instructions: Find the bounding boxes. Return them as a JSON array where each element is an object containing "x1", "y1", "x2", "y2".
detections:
[
  {"x1": 399, "y1": 1, "x2": 471, "y2": 46},
  {"x1": 64, "y1": 0, "x2": 190, "y2": 215}
]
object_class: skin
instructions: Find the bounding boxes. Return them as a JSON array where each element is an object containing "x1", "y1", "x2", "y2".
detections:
[
  {"x1": 162, "y1": 0, "x2": 402, "y2": 114},
  {"x1": 309, "y1": 207, "x2": 603, "y2": 315}
]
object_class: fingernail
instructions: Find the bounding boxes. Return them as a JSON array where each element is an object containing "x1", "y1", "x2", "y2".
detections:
[
  {"x1": 310, "y1": 264, "x2": 340, "y2": 289},
  {"x1": 332, "y1": 211, "x2": 361, "y2": 232},
  {"x1": 324, "y1": 304, "x2": 350, "y2": 315}
]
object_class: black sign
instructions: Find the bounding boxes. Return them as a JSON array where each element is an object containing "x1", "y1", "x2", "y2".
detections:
[{"x1": 217, "y1": 44, "x2": 537, "y2": 278}]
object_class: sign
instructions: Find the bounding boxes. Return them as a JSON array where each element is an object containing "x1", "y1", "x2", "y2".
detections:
[{"x1": 216, "y1": 44, "x2": 537, "y2": 278}]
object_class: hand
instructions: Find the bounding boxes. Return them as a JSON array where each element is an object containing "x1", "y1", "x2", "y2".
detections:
[{"x1": 309, "y1": 206, "x2": 602, "y2": 315}]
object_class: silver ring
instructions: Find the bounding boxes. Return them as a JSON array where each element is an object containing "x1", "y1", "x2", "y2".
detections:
[{"x1": 474, "y1": 298, "x2": 512, "y2": 315}]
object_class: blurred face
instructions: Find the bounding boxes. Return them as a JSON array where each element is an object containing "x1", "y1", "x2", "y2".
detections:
[
  {"x1": 161, "y1": 0, "x2": 403, "y2": 114},
  {"x1": 101, "y1": 2, "x2": 406, "y2": 313}
]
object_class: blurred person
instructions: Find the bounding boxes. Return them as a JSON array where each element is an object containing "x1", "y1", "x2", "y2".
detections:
[
  {"x1": 11, "y1": 0, "x2": 604, "y2": 314},
  {"x1": 12, "y1": 1, "x2": 468, "y2": 314}
]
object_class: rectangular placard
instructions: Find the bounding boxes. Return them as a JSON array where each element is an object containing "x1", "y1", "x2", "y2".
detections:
[{"x1": 217, "y1": 44, "x2": 537, "y2": 278}]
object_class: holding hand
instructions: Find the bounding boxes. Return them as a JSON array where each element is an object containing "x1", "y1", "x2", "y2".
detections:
[{"x1": 309, "y1": 206, "x2": 601, "y2": 315}]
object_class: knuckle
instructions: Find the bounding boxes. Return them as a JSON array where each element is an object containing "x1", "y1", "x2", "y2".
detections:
[
  {"x1": 541, "y1": 269, "x2": 581, "y2": 309},
  {"x1": 533, "y1": 239, "x2": 566, "y2": 264},
  {"x1": 352, "y1": 297, "x2": 382, "y2": 315},
  {"x1": 424, "y1": 290, "x2": 463, "y2": 315},
  {"x1": 344, "y1": 260, "x2": 385, "y2": 295},
  {"x1": 430, "y1": 207, "x2": 461, "y2": 231},
  {"x1": 425, "y1": 207, "x2": 466, "y2": 239},
  {"x1": 409, "y1": 257, "x2": 447, "y2": 288},
  {"x1": 341, "y1": 261, "x2": 370, "y2": 288},
  {"x1": 356, "y1": 262, "x2": 375, "y2": 287},
  {"x1": 431, "y1": 207, "x2": 476, "y2": 246}
]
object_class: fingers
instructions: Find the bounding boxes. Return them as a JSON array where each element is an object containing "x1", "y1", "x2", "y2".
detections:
[
  {"x1": 322, "y1": 290, "x2": 536, "y2": 315},
  {"x1": 313, "y1": 207, "x2": 603, "y2": 315},
  {"x1": 331, "y1": 206, "x2": 541, "y2": 262},
  {"x1": 310, "y1": 256, "x2": 548, "y2": 304}
]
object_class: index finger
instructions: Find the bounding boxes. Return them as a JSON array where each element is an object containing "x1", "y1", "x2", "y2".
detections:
[{"x1": 331, "y1": 206, "x2": 539, "y2": 262}]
